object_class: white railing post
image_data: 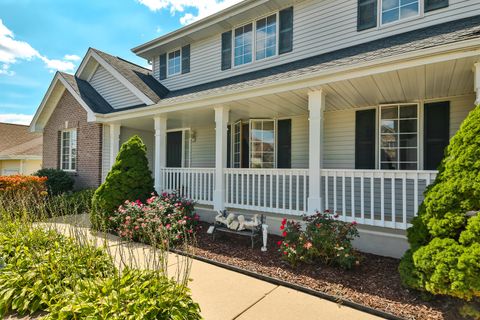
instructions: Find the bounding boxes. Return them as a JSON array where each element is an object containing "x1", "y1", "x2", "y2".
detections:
[
  {"x1": 474, "y1": 62, "x2": 480, "y2": 105},
  {"x1": 109, "y1": 123, "x2": 121, "y2": 168},
  {"x1": 307, "y1": 89, "x2": 325, "y2": 214},
  {"x1": 154, "y1": 116, "x2": 167, "y2": 193},
  {"x1": 213, "y1": 106, "x2": 229, "y2": 211}
]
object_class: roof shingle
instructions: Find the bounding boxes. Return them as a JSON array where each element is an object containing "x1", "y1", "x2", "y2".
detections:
[{"x1": 0, "y1": 123, "x2": 42, "y2": 158}]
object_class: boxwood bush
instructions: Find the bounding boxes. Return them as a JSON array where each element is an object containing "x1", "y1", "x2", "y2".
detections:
[
  {"x1": 34, "y1": 168, "x2": 74, "y2": 195},
  {"x1": 399, "y1": 104, "x2": 480, "y2": 303},
  {"x1": 92, "y1": 135, "x2": 154, "y2": 230}
]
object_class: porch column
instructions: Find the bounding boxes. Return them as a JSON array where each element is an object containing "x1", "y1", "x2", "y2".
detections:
[
  {"x1": 307, "y1": 89, "x2": 326, "y2": 214},
  {"x1": 109, "y1": 123, "x2": 121, "y2": 168},
  {"x1": 213, "y1": 106, "x2": 230, "y2": 211},
  {"x1": 154, "y1": 116, "x2": 167, "y2": 192},
  {"x1": 474, "y1": 62, "x2": 480, "y2": 105}
]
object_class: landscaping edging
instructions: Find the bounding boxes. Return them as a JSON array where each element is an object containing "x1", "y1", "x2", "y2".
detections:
[{"x1": 170, "y1": 248, "x2": 404, "y2": 320}]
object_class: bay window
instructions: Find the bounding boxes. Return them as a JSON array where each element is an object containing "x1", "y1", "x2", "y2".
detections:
[
  {"x1": 233, "y1": 121, "x2": 242, "y2": 168},
  {"x1": 250, "y1": 120, "x2": 275, "y2": 168},
  {"x1": 61, "y1": 129, "x2": 77, "y2": 171}
]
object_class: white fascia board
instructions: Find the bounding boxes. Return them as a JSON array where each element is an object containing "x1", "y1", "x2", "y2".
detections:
[
  {"x1": 30, "y1": 73, "x2": 63, "y2": 133},
  {"x1": 97, "y1": 39, "x2": 480, "y2": 123},
  {"x1": 0, "y1": 155, "x2": 42, "y2": 161}
]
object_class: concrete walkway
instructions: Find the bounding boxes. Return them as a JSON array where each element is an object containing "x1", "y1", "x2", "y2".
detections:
[{"x1": 45, "y1": 215, "x2": 384, "y2": 320}]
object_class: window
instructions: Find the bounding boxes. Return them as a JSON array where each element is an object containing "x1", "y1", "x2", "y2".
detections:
[
  {"x1": 167, "y1": 49, "x2": 181, "y2": 76},
  {"x1": 381, "y1": 0, "x2": 419, "y2": 25},
  {"x1": 234, "y1": 24, "x2": 253, "y2": 66},
  {"x1": 256, "y1": 14, "x2": 277, "y2": 60},
  {"x1": 250, "y1": 120, "x2": 275, "y2": 168},
  {"x1": 232, "y1": 121, "x2": 242, "y2": 168},
  {"x1": 380, "y1": 104, "x2": 418, "y2": 170},
  {"x1": 61, "y1": 129, "x2": 77, "y2": 171}
]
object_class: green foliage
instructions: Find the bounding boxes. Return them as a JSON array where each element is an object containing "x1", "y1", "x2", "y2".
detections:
[
  {"x1": 0, "y1": 223, "x2": 115, "y2": 317},
  {"x1": 45, "y1": 268, "x2": 201, "y2": 320},
  {"x1": 47, "y1": 188, "x2": 95, "y2": 217},
  {"x1": 278, "y1": 211, "x2": 360, "y2": 269},
  {"x1": 400, "y1": 104, "x2": 480, "y2": 301},
  {"x1": 34, "y1": 168, "x2": 74, "y2": 195},
  {"x1": 92, "y1": 135, "x2": 154, "y2": 230}
]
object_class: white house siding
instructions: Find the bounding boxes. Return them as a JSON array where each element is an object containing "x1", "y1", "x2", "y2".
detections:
[
  {"x1": 89, "y1": 66, "x2": 143, "y2": 109},
  {"x1": 450, "y1": 94, "x2": 476, "y2": 137},
  {"x1": 120, "y1": 127, "x2": 155, "y2": 173},
  {"x1": 153, "y1": 0, "x2": 479, "y2": 90}
]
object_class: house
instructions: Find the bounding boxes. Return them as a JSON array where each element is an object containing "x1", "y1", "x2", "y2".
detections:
[
  {"x1": 30, "y1": 0, "x2": 480, "y2": 258},
  {"x1": 0, "y1": 123, "x2": 42, "y2": 175}
]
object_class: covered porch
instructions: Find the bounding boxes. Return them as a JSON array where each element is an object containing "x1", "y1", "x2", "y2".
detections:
[{"x1": 102, "y1": 56, "x2": 480, "y2": 231}]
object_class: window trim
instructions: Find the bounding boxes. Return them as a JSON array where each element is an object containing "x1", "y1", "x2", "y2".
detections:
[
  {"x1": 60, "y1": 128, "x2": 77, "y2": 172},
  {"x1": 167, "y1": 48, "x2": 182, "y2": 77},
  {"x1": 378, "y1": 103, "x2": 420, "y2": 170},
  {"x1": 378, "y1": 0, "x2": 424, "y2": 28}
]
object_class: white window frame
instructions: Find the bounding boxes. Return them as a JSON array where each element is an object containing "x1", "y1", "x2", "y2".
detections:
[
  {"x1": 166, "y1": 128, "x2": 191, "y2": 168},
  {"x1": 249, "y1": 119, "x2": 276, "y2": 169},
  {"x1": 231, "y1": 11, "x2": 280, "y2": 69},
  {"x1": 167, "y1": 49, "x2": 181, "y2": 77},
  {"x1": 60, "y1": 128, "x2": 77, "y2": 172},
  {"x1": 232, "y1": 121, "x2": 242, "y2": 168},
  {"x1": 378, "y1": 103, "x2": 420, "y2": 170},
  {"x1": 378, "y1": 0, "x2": 423, "y2": 27}
]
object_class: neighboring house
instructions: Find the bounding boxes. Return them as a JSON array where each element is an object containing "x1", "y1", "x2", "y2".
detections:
[
  {"x1": 0, "y1": 123, "x2": 42, "y2": 176},
  {"x1": 31, "y1": 0, "x2": 480, "y2": 257}
]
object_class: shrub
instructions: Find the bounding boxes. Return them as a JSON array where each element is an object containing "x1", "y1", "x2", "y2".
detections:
[
  {"x1": 34, "y1": 168, "x2": 74, "y2": 195},
  {"x1": 92, "y1": 135, "x2": 154, "y2": 230},
  {"x1": 109, "y1": 192, "x2": 199, "y2": 246},
  {"x1": 45, "y1": 268, "x2": 201, "y2": 320},
  {"x1": 0, "y1": 176, "x2": 48, "y2": 219},
  {"x1": 399, "y1": 104, "x2": 480, "y2": 301},
  {"x1": 278, "y1": 211, "x2": 360, "y2": 269},
  {"x1": 46, "y1": 188, "x2": 95, "y2": 217},
  {"x1": 0, "y1": 175, "x2": 47, "y2": 197}
]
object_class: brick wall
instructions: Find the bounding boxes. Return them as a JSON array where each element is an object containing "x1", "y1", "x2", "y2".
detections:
[{"x1": 43, "y1": 90, "x2": 103, "y2": 189}]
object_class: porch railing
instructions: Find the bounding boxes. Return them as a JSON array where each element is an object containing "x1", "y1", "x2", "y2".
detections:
[
  {"x1": 321, "y1": 169, "x2": 437, "y2": 229},
  {"x1": 224, "y1": 168, "x2": 309, "y2": 215},
  {"x1": 160, "y1": 168, "x2": 215, "y2": 205}
]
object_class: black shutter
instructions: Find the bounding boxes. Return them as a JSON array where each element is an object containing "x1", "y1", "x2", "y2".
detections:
[
  {"x1": 277, "y1": 119, "x2": 292, "y2": 168},
  {"x1": 159, "y1": 53, "x2": 167, "y2": 80},
  {"x1": 221, "y1": 31, "x2": 232, "y2": 71},
  {"x1": 279, "y1": 7, "x2": 293, "y2": 55},
  {"x1": 166, "y1": 131, "x2": 183, "y2": 167},
  {"x1": 227, "y1": 125, "x2": 231, "y2": 168},
  {"x1": 181, "y1": 44, "x2": 190, "y2": 74},
  {"x1": 355, "y1": 109, "x2": 376, "y2": 169},
  {"x1": 424, "y1": 101, "x2": 450, "y2": 170},
  {"x1": 425, "y1": 0, "x2": 448, "y2": 12},
  {"x1": 357, "y1": 0, "x2": 377, "y2": 31}
]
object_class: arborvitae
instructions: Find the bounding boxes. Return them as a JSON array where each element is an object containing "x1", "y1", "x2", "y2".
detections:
[
  {"x1": 399, "y1": 104, "x2": 480, "y2": 302},
  {"x1": 91, "y1": 135, "x2": 154, "y2": 229}
]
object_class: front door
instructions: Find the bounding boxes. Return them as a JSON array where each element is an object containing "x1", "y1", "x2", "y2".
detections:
[{"x1": 167, "y1": 131, "x2": 182, "y2": 167}]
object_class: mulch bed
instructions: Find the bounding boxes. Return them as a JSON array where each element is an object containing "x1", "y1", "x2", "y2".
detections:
[{"x1": 188, "y1": 222, "x2": 463, "y2": 320}]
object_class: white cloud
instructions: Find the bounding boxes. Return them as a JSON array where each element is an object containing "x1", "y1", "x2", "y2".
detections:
[
  {"x1": 0, "y1": 113, "x2": 33, "y2": 125},
  {"x1": 0, "y1": 19, "x2": 77, "y2": 74},
  {"x1": 63, "y1": 54, "x2": 81, "y2": 61},
  {"x1": 0, "y1": 64, "x2": 15, "y2": 76},
  {"x1": 137, "y1": 0, "x2": 243, "y2": 25}
]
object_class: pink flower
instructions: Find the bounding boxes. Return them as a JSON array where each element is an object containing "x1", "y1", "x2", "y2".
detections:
[
  {"x1": 351, "y1": 221, "x2": 357, "y2": 226},
  {"x1": 303, "y1": 242, "x2": 313, "y2": 250},
  {"x1": 134, "y1": 225, "x2": 140, "y2": 230},
  {"x1": 166, "y1": 224, "x2": 171, "y2": 230}
]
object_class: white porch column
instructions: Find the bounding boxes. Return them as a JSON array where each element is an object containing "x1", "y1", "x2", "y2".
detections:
[
  {"x1": 213, "y1": 106, "x2": 230, "y2": 211},
  {"x1": 154, "y1": 116, "x2": 167, "y2": 192},
  {"x1": 474, "y1": 62, "x2": 480, "y2": 105},
  {"x1": 307, "y1": 89, "x2": 326, "y2": 214},
  {"x1": 109, "y1": 123, "x2": 121, "y2": 168}
]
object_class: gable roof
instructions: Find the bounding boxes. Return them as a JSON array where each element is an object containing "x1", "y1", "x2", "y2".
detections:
[
  {"x1": 88, "y1": 48, "x2": 169, "y2": 103},
  {"x1": 0, "y1": 123, "x2": 42, "y2": 159}
]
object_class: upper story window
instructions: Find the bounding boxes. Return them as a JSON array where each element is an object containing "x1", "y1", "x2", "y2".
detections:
[
  {"x1": 256, "y1": 14, "x2": 277, "y2": 60},
  {"x1": 61, "y1": 129, "x2": 77, "y2": 171},
  {"x1": 168, "y1": 49, "x2": 181, "y2": 76},
  {"x1": 381, "y1": 0, "x2": 419, "y2": 25},
  {"x1": 234, "y1": 24, "x2": 253, "y2": 66}
]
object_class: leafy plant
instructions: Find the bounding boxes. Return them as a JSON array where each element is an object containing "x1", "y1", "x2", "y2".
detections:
[
  {"x1": 399, "y1": 104, "x2": 480, "y2": 303},
  {"x1": 278, "y1": 211, "x2": 360, "y2": 269},
  {"x1": 45, "y1": 268, "x2": 202, "y2": 320},
  {"x1": 92, "y1": 135, "x2": 154, "y2": 230},
  {"x1": 34, "y1": 168, "x2": 74, "y2": 195}
]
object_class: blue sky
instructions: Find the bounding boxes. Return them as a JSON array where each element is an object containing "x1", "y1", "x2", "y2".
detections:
[{"x1": 0, "y1": 0, "x2": 240, "y2": 124}]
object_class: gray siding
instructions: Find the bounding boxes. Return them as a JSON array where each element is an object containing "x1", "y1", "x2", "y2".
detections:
[
  {"x1": 291, "y1": 116, "x2": 309, "y2": 168},
  {"x1": 90, "y1": 65, "x2": 143, "y2": 109},
  {"x1": 191, "y1": 126, "x2": 216, "y2": 168},
  {"x1": 153, "y1": 0, "x2": 479, "y2": 90}
]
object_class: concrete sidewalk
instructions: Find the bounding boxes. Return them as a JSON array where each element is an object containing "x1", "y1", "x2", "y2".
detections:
[{"x1": 46, "y1": 216, "x2": 384, "y2": 320}]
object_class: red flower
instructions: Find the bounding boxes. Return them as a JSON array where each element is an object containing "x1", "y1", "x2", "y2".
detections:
[
  {"x1": 281, "y1": 218, "x2": 287, "y2": 225},
  {"x1": 280, "y1": 225, "x2": 285, "y2": 230},
  {"x1": 282, "y1": 231, "x2": 287, "y2": 237},
  {"x1": 283, "y1": 251, "x2": 288, "y2": 255},
  {"x1": 351, "y1": 221, "x2": 357, "y2": 225},
  {"x1": 277, "y1": 240, "x2": 282, "y2": 246}
]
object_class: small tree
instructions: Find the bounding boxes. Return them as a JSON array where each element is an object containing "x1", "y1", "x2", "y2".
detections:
[
  {"x1": 91, "y1": 135, "x2": 154, "y2": 229},
  {"x1": 399, "y1": 104, "x2": 480, "y2": 304}
]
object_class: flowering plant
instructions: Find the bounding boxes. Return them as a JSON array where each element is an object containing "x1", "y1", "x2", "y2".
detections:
[
  {"x1": 0, "y1": 175, "x2": 47, "y2": 197},
  {"x1": 278, "y1": 210, "x2": 360, "y2": 269},
  {"x1": 109, "y1": 192, "x2": 199, "y2": 246}
]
